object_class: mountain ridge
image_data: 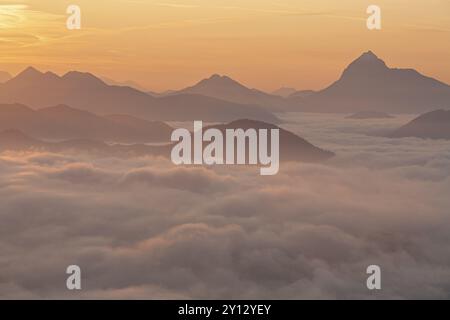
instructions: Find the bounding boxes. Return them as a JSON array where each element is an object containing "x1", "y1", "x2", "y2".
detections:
[
  {"x1": 390, "y1": 109, "x2": 450, "y2": 139},
  {"x1": 299, "y1": 51, "x2": 450, "y2": 113},
  {"x1": 0, "y1": 119, "x2": 334, "y2": 163},
  {"x1": 3, "y1": 51, "x2": 449, "y2": 116},
  {"x1": 0, "y1": 67, "x2": 279, "y2": 123},
  {"x1": 172, "y1": 74, "x2": 291, "y2": 109},
  {"x1": 0, "y1": 103, "x2": 174, "y2": 143}
]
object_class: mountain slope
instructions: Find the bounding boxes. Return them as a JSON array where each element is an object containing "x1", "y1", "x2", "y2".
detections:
[
  {"x1": 174, "y1": 74, "x2": 289, "y2": 109},
  {"x1": 0, "y1": 119, "x2": 334, "y2": 163},
  {"x1": 101, "y1": 76, "x2": 149, "y2": 92},
  {"x1": 0, "y1": 68, "x2": 279, "y2": 123},
  {"x1": 204, "y1": 119, "x2": 334, "y2": 163},
  {"x1": 300, "y1": 51, "x2": 450, "y2": 113},
  {"x1": 390, "y1": 109, "x2": 450, "y2": 139},
  {"x1": 0, "y1": 103, "x2": 173, "y2": 143},
  {"x1": 0, "y1": 71, "x2": 12, "y2": 83}
]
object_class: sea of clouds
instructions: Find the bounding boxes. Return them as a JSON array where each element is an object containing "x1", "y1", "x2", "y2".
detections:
[{"x1": 1, "y1": 113, "x2": 450, "y2": 299}]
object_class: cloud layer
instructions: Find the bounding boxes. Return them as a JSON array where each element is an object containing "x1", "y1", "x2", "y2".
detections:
[{"x1": 1, "y1": 114, "x2": 450, "y2": 299}]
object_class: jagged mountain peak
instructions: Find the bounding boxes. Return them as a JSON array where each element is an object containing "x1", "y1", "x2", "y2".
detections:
[
  {"x1": 341, "y1": 50, "x2": 388, "y2": 78},
  {"x1": 62, "y1": 71, "x2": 106, "y2": 86},
  {"x1": 12, "y1": 66, "x2": 44, "y2": 82}
]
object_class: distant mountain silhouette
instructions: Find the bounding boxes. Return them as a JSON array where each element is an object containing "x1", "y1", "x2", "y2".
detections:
[
  {"x1": 0, "y1": 71, "x2": 11, "y2": 83},
  {"x1": 101, "y1": 76, "x2": 149, "y2": 92},
  {"x1": 0, "y1": 120, "x2": 333, "y2": 163},
  {"x1": 0, "y1": 68, "x2": 279, "y2": 123},
  {"x1": 203, "y1": 119, "x2": 334, "y2": 163},
  {"x1": 390, "y1": 109, "x2": 450, "y2": 139},
  {"x1": 346, "y1": 111, "x2": 394, "y2": 119},
  {"x1": 174, "y1": 74, "x2": 289, "y2": 109},
  {"x1": 0, "y1": 103, "x2": 173, "y2": 143},
  {"x1": 299, "y1": 51, "x2": 450, "y2": 113},
  {"x1": 272, "y1": 87, "x2": 297, "y2": 98}
]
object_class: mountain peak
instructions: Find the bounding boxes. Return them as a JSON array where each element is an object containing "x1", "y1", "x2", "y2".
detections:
[
  {"x1": 351, "y1": 50, "x2": 386, "y2": 67},
  {"x1": 22, "y1": 66, "x2": 42, "y2": 74},
  {"x1": 14, "y1": 66, "x2": 44, "y2": 81},
  {"x1": 361, "y1": 50, "x2": 378, "y2": 59},
  {"x1": 185, "y1": 73, "x2": 248, "y2": 91},
  {"x1": 340, "y1": 50, "x2": 388, "y2": 79},
  {"x1": 8, "y1": 67, "x2": 64, "y2": 84},
  {"x1": 204, "y1": 74, "x2": 237, "y2": 85},
  {"x1": 62, "y1": 71, "x2": 106, "y2": 87},
  {"x1": 209, "y1": 73, "x2": 222, "y2": 79},
  {"x1": 63, "y1": 70, "x2": 99, "y2": 80}
]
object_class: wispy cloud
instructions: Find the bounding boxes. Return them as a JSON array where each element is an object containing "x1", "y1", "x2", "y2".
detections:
[
  {"x1": 0, "y1": 3, "x2": 67, "y2": 48},
  {"x1": 0, "y1": 4, "x2": 28, "y2": 28}
]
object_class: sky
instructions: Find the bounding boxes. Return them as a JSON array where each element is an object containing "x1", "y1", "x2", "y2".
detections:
[{"x1": 0, "y1": 0, "x2": 449, "y2": 91}]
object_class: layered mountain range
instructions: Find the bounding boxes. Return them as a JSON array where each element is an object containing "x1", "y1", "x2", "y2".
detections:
[
  {"x1": 0, "y1": 119, "x2": 334, "y2": 163},
  {"x1": 0, "y1": 103, "x2": 173, "y2": 143},
  {"x1": 171, "y1": 74, "x2": 289, "y2": 109},
  {"x1": 2, "y1": 51, "x2": 449, "y2": 117},
  {"x1": 151, "y1": 51, "x2": 450, "y2": 114},
  {"x1": 1, "y1": 50, "x2": 449, "y2": 158},
  {"x1": 0, "y1": 67, "x2": 279, "y2": 123},
  {"x1": 299, "y1": 51, "x2": 450, "y2": 113}
]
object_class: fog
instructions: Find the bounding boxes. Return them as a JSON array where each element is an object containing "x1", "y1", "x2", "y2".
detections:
[{"x1": 1, "y1": 113, "x2": 450, "y2": 299}]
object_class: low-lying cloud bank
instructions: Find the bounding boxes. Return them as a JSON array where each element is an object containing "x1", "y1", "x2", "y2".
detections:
[{"x1": 1, "y1": 131, "x2": 450, "y2": 299}]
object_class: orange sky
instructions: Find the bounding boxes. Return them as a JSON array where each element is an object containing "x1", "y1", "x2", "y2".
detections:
[{"x1": 0, "y1": 0, "x2": 449, "y2": 91}]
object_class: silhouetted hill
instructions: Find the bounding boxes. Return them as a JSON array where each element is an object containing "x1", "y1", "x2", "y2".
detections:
[
  {"x1": 390, "y1": 109, "x2": 450, "y2": 139},
  {"x1": 0, "y1": 103, "x2": 173, "y2": 143},
  {"x1": 204, "y1": 119, "x2": 334, "y2": 163},
  {"x1": 0, "y1": 119, "x2": 334, "y2": 163},
  {"x1": 299, "y1": 51, "x2": 450, "y2": 113},
  {"x1": 0, "y1": 68, "x2": 279, "y2": 123},
  {"x1": 174, "y1": 74, "x2": 289, "y2": 109}
]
